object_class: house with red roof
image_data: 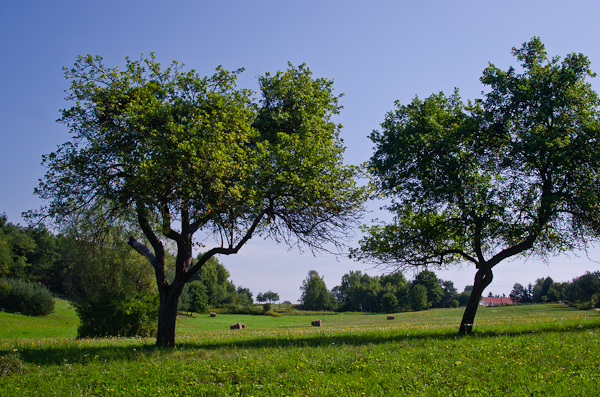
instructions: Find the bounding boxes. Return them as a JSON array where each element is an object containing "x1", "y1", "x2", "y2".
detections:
[{"x1": 479, "y1": 297, "x2": 514, "y2": 306}]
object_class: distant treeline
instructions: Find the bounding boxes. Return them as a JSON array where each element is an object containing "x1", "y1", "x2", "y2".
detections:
[
  {"x1": 509, "y1": 273, "x2": 600, "y2": 309},
  {"x1": 296, "y1": 268, "x2": 600, "y2": 313},
  {"x1": 299, "y1": 269, "x2": 466, "y2": 313}
]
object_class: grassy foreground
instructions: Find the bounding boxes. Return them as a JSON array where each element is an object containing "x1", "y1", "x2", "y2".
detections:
[{"x1": 1, "y1": 304, "x2": 599, "y2": 396}]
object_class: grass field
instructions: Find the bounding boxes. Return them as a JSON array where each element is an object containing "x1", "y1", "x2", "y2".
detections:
[{"x1": 1, "y1": 302, "x2": 599, "y2": 396}]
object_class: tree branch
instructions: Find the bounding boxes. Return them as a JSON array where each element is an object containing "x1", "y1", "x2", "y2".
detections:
[
  {"x1": 183, "y1": 209, "x2": 268, "y2": 282},
  {"x1": 128, "y1": 236, "x2": 157, "y2": 270}
]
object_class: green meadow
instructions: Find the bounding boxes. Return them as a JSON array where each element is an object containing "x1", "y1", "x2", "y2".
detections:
[{"x1": 1, "y1": 302, "x2": 599, "y2": 396}]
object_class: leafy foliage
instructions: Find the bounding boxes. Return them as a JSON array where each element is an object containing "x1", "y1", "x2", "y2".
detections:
[
  {"x1": 62, "y1": 218, "x2": 159, "y2": 338},
  {"x1": 256, "y1": 290, "x2": 279, "y2": 304},
  {"x1": 0, "y1": 277, "x2": 55, "y2": 316},
  {"x1": 352, "y1": 38, "x2": 600, "y2": 332},
  {"x1": 332, "y1": 270, "x2": 411, "y2": 312},
  {"x1": 408, "y1": 284, "x2": 428, "y2": 311},
  {"x1": 411, "y1": 270, "x2": 444, "y2": 308},
  {"x1": 34, "y1": 55, "x2": 366, "y2": 345},
  {"x1": 299, "y1": 270, "x2": 333, "y2": 311},
  {"x1": 74, "y1": 290, "x2": 158, "y2": 338},
  {"x1": 566, "y1": 271, "x2": 600, "y2": 308}
]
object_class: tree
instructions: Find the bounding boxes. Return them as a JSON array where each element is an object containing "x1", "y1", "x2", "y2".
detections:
[
  {"x1": 411, "y1": 270, "x2": 444, "y2": 308},
  {"x1": 299, "y1": 270, "x2": 331, "y2": 310},
  {"x1": 380, "y1": 291, "x2": 399, "y2": 313},
  {"x1": 566, "y1": 271, "x2": 600, "y2": 308},
  {"x1": 408, "y1": 284, "x2": 428, "y2": 311},
  {"x1": 236, "y1": 286, "x2": 253, "y2": 306},
  {"x1": 0, "y1": 214, "x2": 36, "y2": 279},
  {"x1": 185, "y1": 254, "x2": 238, "y2": 308},
  {"x1": 34, "y1": 55, "x2": 366, "y2": 346},
  {"x1": 260, "y1": 290, "x2": 280, "y2": 304},
  {"x1": 256, "y1": 292, "x2": 266, "y2": 303},
  {"x1": 509, "y1": 283, "x2": 531, "y2": 303},
  {"x1": 332, "y1": 270, "x2": 381, "y2": 312},
  {"x1": 531, "y1": 277, "x2": 547, "y2": 303},
  {"x1": 439, "y1": 280, "x2": 458, "y2": 308},
  {"x1": 380, "y1": 272, "x2": 409, "y2": 311},
  {"x1": 352, "y1": 38, "x2": 600, "y2": 333}
]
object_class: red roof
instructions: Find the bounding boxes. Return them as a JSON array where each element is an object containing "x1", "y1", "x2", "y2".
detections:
[{"x1": 480, "y1": 297, "x2": 514, "y2": 305}]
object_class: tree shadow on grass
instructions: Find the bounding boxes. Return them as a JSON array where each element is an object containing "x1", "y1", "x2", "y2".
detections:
[{"x1": 2, "y1": 315, "x2": 599, "y2": 367}]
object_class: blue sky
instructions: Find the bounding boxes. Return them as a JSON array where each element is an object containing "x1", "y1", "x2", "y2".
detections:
[{"x1": 1, "y1": 1, "x2": 600, "y2": 302}]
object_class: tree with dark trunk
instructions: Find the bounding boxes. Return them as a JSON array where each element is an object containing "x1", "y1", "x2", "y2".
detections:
[
  {"x1": 32, "y1": 55, "x2": 366, "y2": 346},
  {"x1": 351, "y1": 38, "x2": 600, "y2": 333}
]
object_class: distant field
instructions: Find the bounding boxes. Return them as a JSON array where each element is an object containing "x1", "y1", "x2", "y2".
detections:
[
  {"x1": 1, "y1": 303, "x2": 599, "y2": 395},
  {"x1": 3, "y1": 298, "x2": 595, "y2": 338}
]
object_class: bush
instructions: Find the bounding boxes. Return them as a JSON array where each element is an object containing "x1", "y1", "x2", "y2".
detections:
[
  {"x1": 74, "y1": 290, "x2": 158, "y2": 338},
  {"x1": 0, "y1": 278, "x2": 54, "y2": 316},
  {"x1": 205, "y1": 304, "x2": 263, "y2": 315},
  {"x1": 263, "y1": 303, "x2": 272, "y2": 313}
]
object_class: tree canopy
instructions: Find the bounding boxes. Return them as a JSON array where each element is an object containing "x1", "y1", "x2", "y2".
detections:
[
  {"x1": 352, "y1": 37, "x2": 600, "y2": 333},
  {"x1": 35, "y1": 55, "x2": 366, "y2": 346},
  {"x1": 299, "y1": 270, "x2": 333, "y2": 311}
]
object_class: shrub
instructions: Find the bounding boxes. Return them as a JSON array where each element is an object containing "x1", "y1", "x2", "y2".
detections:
[
  {"x1": 263, "y1": 303, "x2": 272, "y2": 313},
  {"x1": 0, "y1": 278, "x2": 54, "y2": 316},
  {"x1": 201, "y1": 304, "x2": 263, "y2": 315},
  {"x1": 74, "y1": 290, "x2": 158, "y2": 338}
]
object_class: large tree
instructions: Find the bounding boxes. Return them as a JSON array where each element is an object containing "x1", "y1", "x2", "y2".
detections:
[
  {"x1": 352, "y1": 38, "x2": 600, "y2": 333},
  {"x1": 299, "y1": 270, "x2": 332, "y2": 310},
  {"x1": 34, "y1": 55, "x2": 366, "y2": 346}
]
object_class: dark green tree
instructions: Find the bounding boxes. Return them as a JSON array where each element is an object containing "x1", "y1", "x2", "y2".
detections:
[
  {"x1": 509, "y1": 283, "x2": 531, "y2": 303},
  {"x1": 408, "y1": 284, "x2": 428, "y2": 311},
  {"x1": 566, "y1": 271, "x2": 600, "y2": 308},
  {"x1": 260, "y1": 290, "x2": 280, "y2": 304},
  {"x1": 256, "y1": 292, "x2": 266, "y2": 303},
  {"x1": 352, "y1": 38, "x2": 600, "y2": 333},
  {"x1": 380, "y1": 272, "x2": 409, "y2": 310},
  {"x1": 332, "y1": 270, "x2": 381, "y2": 312},
  {"x1": 299, "y1": 270, "x2": 331, "y2": 310},
  {"x1": 34, "y1": 55, "x2": 366, "y2": 346},
  {"x1": 380, "y1": 291, "x2": 399, "y2": 313},
  {"x1": 0, "y1": 214, "x2": 36, "y2": 279},
  {"x1": 411, "y1": 270, "x2": 444, "y2": 308},
  {"x1": 236, "y1": 286, "x2": 253, "y2": 306},
  {"x1": 439, "y1": 280, "x2": 458, "y2": 308}
]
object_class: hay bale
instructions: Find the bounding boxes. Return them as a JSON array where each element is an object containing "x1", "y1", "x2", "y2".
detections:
[
  {"x1": 241, "y1": 324, "x2": 247, "y2": 329},
  {"x1": 387, "y1": 315, "x2": 395, "y2": 320},
  {"x1": 230, "y1": 323, "x2": 242, "y2": 329},
  {"x1": 311, "y1": 319, "x2": 322, "y2": 327},
  {"x1": 210, "y1": 312, "x2": 217, "y2": 317}
]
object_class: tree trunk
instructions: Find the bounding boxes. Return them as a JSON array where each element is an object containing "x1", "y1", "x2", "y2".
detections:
[
  {"x1": 459, "y1": 265, "x2": 493, "y2": 334},
  {"x1": 156, "y1": 286, "x2": 182, "y2": 347}
]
